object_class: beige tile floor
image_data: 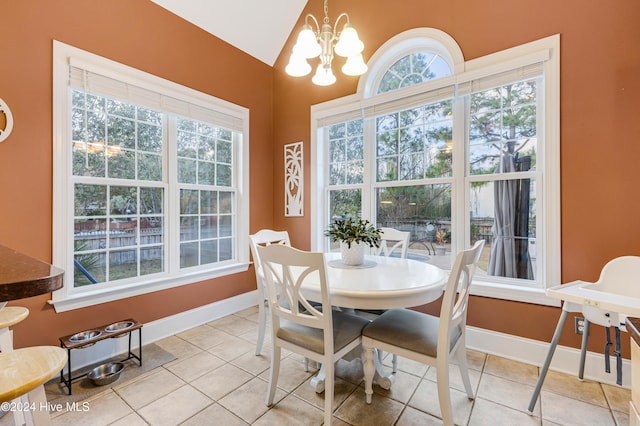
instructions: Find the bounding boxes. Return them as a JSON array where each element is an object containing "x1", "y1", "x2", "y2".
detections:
[{"x1": 2, "y1": 306, "x2": 631, "y2": 425}]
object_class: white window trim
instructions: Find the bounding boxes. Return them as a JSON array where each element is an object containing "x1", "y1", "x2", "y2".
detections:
[
  {"x1": 311, "y1": 31, "x2": 560, "y2": 306},
  {"x1": 51, "y1": 41, "x2": 251, "y2": 312}
]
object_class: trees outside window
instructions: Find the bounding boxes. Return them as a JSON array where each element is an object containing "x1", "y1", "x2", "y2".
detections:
[
  {"x1": 312, "y1": 30, "x2": 559, "y2": 304},
  {"x1": 52, "y1": 41, "x2": 249, "y2": 311}
]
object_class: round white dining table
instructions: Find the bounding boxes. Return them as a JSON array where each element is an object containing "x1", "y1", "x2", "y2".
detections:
[
  {"x1": 299, "y1": 252, "x2": 448, "y2": 393},
  {"x1": 301, "y1": 252, "x2": 448, "y2": 310}
]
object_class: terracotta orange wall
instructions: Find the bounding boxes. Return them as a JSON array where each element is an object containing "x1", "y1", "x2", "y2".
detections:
[
  {"x1": 0, "y1": 1, "x2": 275, "y2": 347},
  {"x1": 273, "y1": 0, "x2": 640, "y2": 356}
]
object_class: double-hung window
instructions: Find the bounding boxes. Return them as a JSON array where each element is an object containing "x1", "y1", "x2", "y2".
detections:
[
  {"x1": 52, "y1": 41, "x2": 250, "y2": 312},
  {"x1": 311, "y1": 30, "x2": 560, "y2": 305}
]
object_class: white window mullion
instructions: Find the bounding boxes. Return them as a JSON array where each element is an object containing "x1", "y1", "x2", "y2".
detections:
[
  {"x1": 535, "y1": 76, "x2": 547, "y2": 289},
  {"x1": 452, "y1": 93, "x2": 468, "y2": 261},
  {"x1": 166, "y1": 116, "x2": 179, "y2": 274},
  {"x1": 362, "y1": 116, "x2": 375, "y2": 222}
]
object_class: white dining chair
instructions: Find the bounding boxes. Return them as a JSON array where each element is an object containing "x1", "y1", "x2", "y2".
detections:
[
  {"x1": 258, "y1": 244, "x2": 369, "y2": 426},
  {"x1": 362, "y1": 240, "x2": 485, "y2": 426},
  {"x1": 374, "y1": 227, "x2": 410, "y2": 258},
  {"x1": 248, "y1": 229, "x2": 291, "y2": 356},
  {"x1": 359, "y1": 226, "x2": 411, "y2": 372}
]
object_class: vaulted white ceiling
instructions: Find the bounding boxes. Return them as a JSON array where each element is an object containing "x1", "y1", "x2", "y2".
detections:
[{"x1": 150, "y1": 0, "x2": 308, "y2": 66}]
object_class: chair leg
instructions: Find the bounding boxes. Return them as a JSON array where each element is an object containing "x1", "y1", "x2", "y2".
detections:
[
  {"x1": 578, "y1": 319, "x2": 590, "y2": 380},
  {"x1": 456, "y1": 347, "x2": 474, "y2": 399},
  {"x1": 265, "y1": 345, "x2": 281, "y2": 406},
  {"x1": 436, "y1": 357, "x2": 453, "y2": 426},
  {"x1": 376, "y1": 350, "x2": 398, "y2": 373},
  {"x1": 255, "y1": 300, "x2": 267, "y2": 356},
  {"x1": 528, "y1": 307, "x2": 569, "y2": 414},
  {"x1": 324, "y1": 359, "x2": 334, "y2": 426},
  {"x1": 362, "y1": 344, "x2": 376, "y2": 404}
]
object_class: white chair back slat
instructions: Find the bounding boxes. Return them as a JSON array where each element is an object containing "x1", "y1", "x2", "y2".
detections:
[
  {"x1": 258, "y1": 244, "x2": 331, "y2": 332},
  {"x1": 438, "y1": 240, "x2": 485, "y2": 350},
  {"x1": 376, "y1": 227, "x2": 410, "y2": 258}
]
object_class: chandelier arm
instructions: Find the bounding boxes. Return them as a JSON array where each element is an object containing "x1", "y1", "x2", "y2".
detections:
[
  {"x1": 333, "y1": 12, "x2": 351, "y2": 37},
  {"x1": 305, "y1": 13, "x2": 321, "y2": 34}
]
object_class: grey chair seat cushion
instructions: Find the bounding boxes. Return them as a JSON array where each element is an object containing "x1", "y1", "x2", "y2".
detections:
[
  {"x1": 277, "y1": 311, "x2": 370, "y2": 355},
  {"x1": 362, "y1": 308, "x2": 461, "y2": 357}
]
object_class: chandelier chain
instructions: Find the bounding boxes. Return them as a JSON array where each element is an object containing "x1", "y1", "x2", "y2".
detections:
[{"x1": 323, "y1": 0, "x2": 329, "y2": 24}]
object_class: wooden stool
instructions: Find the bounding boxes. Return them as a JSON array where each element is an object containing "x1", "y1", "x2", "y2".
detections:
[
  {"x1": 0, "y1": 346, "x2": 67, "y2": 425},
  {"x1": 0, "y1": 307, "x2": 29, "y2": 352}
]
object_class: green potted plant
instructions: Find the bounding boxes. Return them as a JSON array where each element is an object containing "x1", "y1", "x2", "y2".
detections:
[
  {"x1": 434, "y1": 229, "x2": 447, "y2": 256},
  {"x1": 325, "y1": 218, "x2": 381, "y2": 265}
]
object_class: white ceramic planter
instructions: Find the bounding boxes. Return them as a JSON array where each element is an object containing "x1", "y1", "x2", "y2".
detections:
[{"x1": 340, "y1": 242, "x2": 366, "y2": 266}]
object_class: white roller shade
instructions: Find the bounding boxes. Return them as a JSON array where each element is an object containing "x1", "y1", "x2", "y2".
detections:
[
  {"x1": 316, "y1": 85, "x2": 454, "y2": 127},
  {"x1": 69, "y1": 65, "x2": 243, "y2": 131},
  {"x1": 362, "y1": 85, "x2": 455, "y2": 118},
  {"x1": 457, "y1": 48, "x2": 548, "y2": 96}
]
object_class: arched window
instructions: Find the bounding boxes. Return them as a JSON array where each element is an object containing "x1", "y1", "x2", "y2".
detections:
[
  {"x1": 377, "y1": 52, "x2": 452, "y2": 94},
  {"x1": 311, "y1": 29, "x2": 559, "y2": 305}
]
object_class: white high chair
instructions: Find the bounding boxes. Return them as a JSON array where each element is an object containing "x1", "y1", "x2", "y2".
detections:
[{"x1": 528, "y1": 256, "x2": 640, "y2": 413}]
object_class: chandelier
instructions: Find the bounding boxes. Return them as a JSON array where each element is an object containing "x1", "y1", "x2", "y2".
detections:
[{"x1": 285, "y1": 0, "x2": 367, "y2": 86}]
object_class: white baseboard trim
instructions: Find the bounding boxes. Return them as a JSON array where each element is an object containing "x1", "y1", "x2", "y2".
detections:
[
  {"x1": 141, "y1": 290, "x2": 259, "y2": 344},
  {"x1": 63, "y1": 293, "x2": 631, "y2": 390},
  {"x1": 63, "y1": 290, "x2": 259, "y2": 372},
  {"x1": 466, "y1": 325, "x2": 631, "y2": 389}
]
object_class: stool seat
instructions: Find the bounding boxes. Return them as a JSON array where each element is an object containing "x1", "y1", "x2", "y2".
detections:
[
  {"x1": 0, "y1": 307, "x2": 29, "y2": 329},
  {"x1": 0, "y1": 346, "x2": 67, "y2": 403}
]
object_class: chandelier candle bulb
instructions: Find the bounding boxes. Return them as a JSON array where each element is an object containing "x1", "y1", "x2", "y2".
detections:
[
  {"x1": 285, "y1": 53, "x2": 312, "y2": 77},
  {"x1": 312, "y1": 64, "x2": 336, "y2": 86},
  {"x1": 334, "y1": 24, "x2": 363, "y2": 57},
  {"x1": 342, "y1": 54, "x2": 368, "y2": 76},
  {"x1": 293, "y1": 25, "x2": 321, "y2": 59}
]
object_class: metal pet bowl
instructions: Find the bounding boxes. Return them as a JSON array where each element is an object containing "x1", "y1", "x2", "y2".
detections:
[
  {"x1": 69, "y1": 330, "x2": 102, "y2": 347},
  {"x1": 87, "y1": 362, "x2": 124, "y2": 386},
  {"x1": 105, "y1": 320, "x2": 135, "y2": 338}
]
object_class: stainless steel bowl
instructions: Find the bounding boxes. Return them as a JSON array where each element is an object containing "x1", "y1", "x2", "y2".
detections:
[
  {"x1": 87, "y1": 362, "x2": 124, "y2": 386},
  {"x1": 105, "y1": 321, "x2": 135, "y2": 338},
  {"x1": 105, "y1": 321, "x2": 135, "y2": 333},
  {"x1": 69, "y1": 330, "x2": 102, "y2": 347}
]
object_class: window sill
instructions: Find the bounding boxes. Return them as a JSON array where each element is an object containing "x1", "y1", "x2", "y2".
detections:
[
  {"x1": 470, "y1": 280, "x2": 561, "y2": 306},
  {"x1": 49, "y1": 262, "x2": 250, "y2": 313}
]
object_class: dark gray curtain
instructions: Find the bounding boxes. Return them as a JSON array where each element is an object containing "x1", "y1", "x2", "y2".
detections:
[{"x1": 488, "y1": 153, "x2": 533, "y2": 279}]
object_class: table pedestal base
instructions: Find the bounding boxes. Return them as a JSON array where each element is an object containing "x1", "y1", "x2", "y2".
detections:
[{"x1": 308, "y1": 347, "x2": 394, "y2": 394}]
